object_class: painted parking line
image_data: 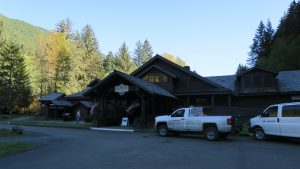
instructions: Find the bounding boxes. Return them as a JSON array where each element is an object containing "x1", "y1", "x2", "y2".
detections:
[{"x1": 90, "y1": 127, "x2": 134, "y2": 132}]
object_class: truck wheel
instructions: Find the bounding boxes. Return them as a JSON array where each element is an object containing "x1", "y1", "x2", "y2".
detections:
[
  {"x1": 158, "y1": 124, "x2": 168, "y2": 137},
  {"x1": 253, "y1": 127, "x2": 266, "y2": 141},
  {"x1": 204, "y1": 127, "x2": 219, "y2": 141}
]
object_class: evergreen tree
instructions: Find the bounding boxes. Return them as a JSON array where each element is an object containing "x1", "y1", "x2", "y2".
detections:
[
  {"x1": 263, "y1": 20, "x2": 274, "y2": 57},
  {"x1": 274, "y1": 1, "x2": 300, "y2": 39},
  {"x1": 56, "y1": 18, "x2": 72, "y2": 39},
  {"x1": 0, "y1": 42, "x2": 31, "y2": 113},
  {"x1": 142, "y1": 39, "x2": 153, "y2": 64},
  {"x1": 256, "y1": 1, "x2": 300, "y2": 71},
  {"x1": 0, "y1": 21, "x2": 4, "y2": 46},
  {"x1": 133, "y1": 40, "x2": 143, "y2": 66},
  {"x1": 133, "y1": 39, "x2": 153, "y2": 67},
  {"x1": 103, "y1": 51, "x2": 115, "y2": 74},
  {"x1": 236, "y1": 64, "x2": 249, "y2": 75},
  {"x1": 80, "y1": 24, "x2": 99, "y2": 57},
  {"x1": 77, "y1": 24, "x2": 104, "y2": 86},
  {"x1": 114, "y1": 42, "x2": 136, "y2": 73},
  {"x1": 248, "y1": 21, "x2": 266, "y2": 67}
]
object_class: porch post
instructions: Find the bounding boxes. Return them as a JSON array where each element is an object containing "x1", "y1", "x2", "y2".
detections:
[
  {"x1": 186, "y1": 96, "x2": 190, "y2": 106},
  {"x1": 141, "y1": 93, "x2": 147, "y2": 128},
  {"x1": 211, "y1": 95, "x2": 215, "y2": 107},
  {"x1": 228, "y1": 94, "x2": 232, "y2": 107}
]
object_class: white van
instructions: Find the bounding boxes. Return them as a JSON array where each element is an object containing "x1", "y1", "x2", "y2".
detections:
[{"x1": 250, "y1": 102, "x2": 300, "y2": 140}]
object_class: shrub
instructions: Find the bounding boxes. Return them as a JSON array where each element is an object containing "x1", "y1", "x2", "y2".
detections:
[{"x1": 28, "y1": 99, "x2": 41, "y2": 116}]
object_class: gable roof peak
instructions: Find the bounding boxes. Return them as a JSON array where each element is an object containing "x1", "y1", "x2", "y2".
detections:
[
  {"x1": 131, "y1": 54, "x2": 229, "y2": 91},
  {"x1": 237, "y1": 66, "x2": 278, "y2": 77}
]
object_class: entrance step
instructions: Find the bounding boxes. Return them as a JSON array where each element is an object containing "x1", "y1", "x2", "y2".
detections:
[{"x1": 90, "y1": 127, "x2": 134, "y2": 132}]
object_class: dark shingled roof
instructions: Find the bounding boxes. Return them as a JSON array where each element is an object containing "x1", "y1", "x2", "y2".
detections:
[
  {"x1": 40, "y1": 93, "x2": 65, "y2": 101},
  {"x1": 51, "y1": 100, "x2": 74, "y2": 107},
  {"x1": 206, "y1": 70, "x2": 300, "y2": 93},
  {"x1": 86, "y1": 70, "x2": 176, "y2": 99},
  {"x1": 277, "y1": 70, "x2": 300, "y2": 92},
  {"x1": 115, "y1": 71, "x2": 176, "y2": 98},
  {"x1": 206, "y1": 75, "x2": 236, "y2": 91},
  {"x1": 65, "y1": 87, "x2": 91, "y2": 98},
  {"x1": 80, "y1": 101, "x2": 93, "y2": 108}
]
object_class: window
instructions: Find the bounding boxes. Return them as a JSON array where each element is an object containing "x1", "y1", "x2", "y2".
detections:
[
  {"x1": 171, "y1": 109, "x2": 185, "y2": 117},
  {"x1": 143, "y1": 73, "x2": 168, "y2": 83},
  {"x1": 253, "y1": 75, "x2": 263, "y2": 87},
  {"x1": 242, "y1": 76, "x2": 252, "y2": 88},
  {"x1": 262, "y1": 106, "x2": 278, "y2": 117},
  {"x1": 264, "y1": 75, "x2": 274, "y2": 87},
  {"x1": 282, "y1": 105, "x2": 300, "y2": 117},
  {"x1": 190, "y1": 108, "x2": 204, "y2": 117},
  {"x1": 242, "y1": 74, "x2": 276, "y2": 88}
]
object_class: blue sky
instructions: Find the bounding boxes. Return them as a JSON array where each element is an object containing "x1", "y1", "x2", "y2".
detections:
[{"x1": 0, "y1": 0, "x2": 293, "y2": 76}]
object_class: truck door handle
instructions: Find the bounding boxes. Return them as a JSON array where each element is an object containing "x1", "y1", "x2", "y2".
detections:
[
  {"x1": 181, "y1": 118, "x2": 185, "y2": 120},
  {"x1": 277, "y1": 118, "x2": 279, "y2": 123}
]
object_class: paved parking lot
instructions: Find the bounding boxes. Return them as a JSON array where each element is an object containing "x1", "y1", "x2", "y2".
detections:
[{"x1": 0, "y1": 124, "x2": 300, "y2": 169}]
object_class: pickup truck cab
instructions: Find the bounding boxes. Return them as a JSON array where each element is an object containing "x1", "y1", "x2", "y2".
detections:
[
  {"x1": 250, "y1": 102, "x2": 300, "y2": 141},
  {"x1": 154, "y1": 107, "x2": 232, "y2": 141}
]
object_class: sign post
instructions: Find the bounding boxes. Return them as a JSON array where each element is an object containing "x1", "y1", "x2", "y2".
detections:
[{"x1": 121, "y1": 117, "x2": 129, "y2": 127}]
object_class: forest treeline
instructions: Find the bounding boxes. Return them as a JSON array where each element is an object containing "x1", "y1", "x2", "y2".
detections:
[
  {"x1": 238, "y1": 1, "x2": 300, "y2": 73},
  {"x1": 0, "y1": 15, "x2": 185, "y2": 114}
]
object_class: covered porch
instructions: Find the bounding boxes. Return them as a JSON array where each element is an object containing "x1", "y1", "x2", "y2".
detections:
[{"x1": 85, "y1": 70, "x2": 177, "y2": 128}]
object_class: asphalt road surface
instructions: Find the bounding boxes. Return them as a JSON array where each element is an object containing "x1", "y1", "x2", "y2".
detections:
[{"x1": 0, "y1": 124, "x2": 300, "y2": 169}]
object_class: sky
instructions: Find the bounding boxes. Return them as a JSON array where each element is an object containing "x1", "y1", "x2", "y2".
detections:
[{"x1": 0, "y1": 0, "x2": 294, "y2": 76}]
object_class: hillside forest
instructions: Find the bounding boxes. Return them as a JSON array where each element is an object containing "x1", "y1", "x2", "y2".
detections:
[{"x1": 0, "y1": 14, "x2": 186, "y2": 114}]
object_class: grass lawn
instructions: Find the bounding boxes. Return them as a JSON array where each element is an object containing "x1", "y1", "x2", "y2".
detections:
[
  {"x1": 0, "y1": 128, "x2": 25, "y2": 137},
  {"x1": 11, "y1": 121, "x2": 92, "y2": 129},
  {"x1": 0, "y1": 114, "x2": 34, "y2": 121},
  {"x1": 0, "y1": 143, "x2": 32, "y2": 156}
]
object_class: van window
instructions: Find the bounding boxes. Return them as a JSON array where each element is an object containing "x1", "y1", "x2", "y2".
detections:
[
  {"x1": 262, "y1": 106, "x2": 278, "y2": 117},
  {"x1": 282, "y1": 105, "x2": 300, "y2": 117}
]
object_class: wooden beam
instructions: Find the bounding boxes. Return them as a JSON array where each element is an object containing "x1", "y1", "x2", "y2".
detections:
[
  {"x1": 186, "y1": 96, "x2": 190, "y2": 106},
  {"x1": 228, "y1": 95, "x2": 232, "y2": 107},
  {"x1": 211, "y1": 95, "x2": 215, "y2": 107},
  {"x1": 140, "y1": 92, "x2": 147, "y2": 128}
]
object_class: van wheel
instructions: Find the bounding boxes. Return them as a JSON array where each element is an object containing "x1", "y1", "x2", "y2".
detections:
[
  {"x1": 158, "y1": 124, "x2": 168, "y2": 137},
  {"x1": 253, "y1": 127, "x2": 266, "y2": 141},
  {"x1": 204, "y1": 127, "x2": 219, "y2": 141}
]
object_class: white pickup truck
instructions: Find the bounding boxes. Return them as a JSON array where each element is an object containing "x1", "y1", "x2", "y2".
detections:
[
  {"x1": 250, "y1": 102, "x2": 300, "y2": 141},
  {"x1": 154, "y1": 107, "x2": 233, "y2": 141}
]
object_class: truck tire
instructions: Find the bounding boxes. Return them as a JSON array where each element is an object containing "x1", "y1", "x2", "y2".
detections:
[
  {"x1": 158, "y1": 124, "x2": 168, "y2": 137},
  {"x1": 204, "y1": 127, "x2": 219, "y2": 141},
  {"x1": 253, "y1": 127, "x2": 266, "y2": 141}
]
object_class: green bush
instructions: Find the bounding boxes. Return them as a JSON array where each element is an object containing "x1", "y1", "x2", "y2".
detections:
[{"x1": 84, "y1": 115, "x2": 94, "y2": 123}]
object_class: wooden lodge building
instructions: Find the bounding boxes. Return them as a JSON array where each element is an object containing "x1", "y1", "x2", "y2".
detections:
[{"x1": 40, "y1": 54, "x2": 300, "y2": 128}]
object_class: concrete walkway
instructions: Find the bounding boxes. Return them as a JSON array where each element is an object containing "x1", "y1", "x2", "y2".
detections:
[{"x1": 90, "y1": 126, "x2": 134, "y2": 132}]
